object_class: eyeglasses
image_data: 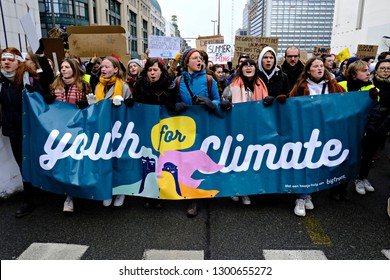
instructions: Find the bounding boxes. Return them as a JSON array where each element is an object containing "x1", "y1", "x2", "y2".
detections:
[
  {"x1": 378, "y1": 67, "x2": 390, "y2": 72},
  {"x1": 242, "y1": 65, "x2": 255, "y2": 69},
  {"x1": 286, "y1": 55, "x2": 299, "y2": 59}
]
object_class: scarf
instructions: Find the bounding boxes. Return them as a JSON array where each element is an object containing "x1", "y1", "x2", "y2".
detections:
[
  {"x1": 230, "y1": 77, "x2": 268, "y2": 103},
  {"x1": 1, "y1": 69, "x2": 31, "y2": 87},
  {"x1": 95, "y1": 76, "x2": 124, "y2": 102},
  {"x1": 374, "y1": 74, "x2": 390, "y2": 84}
]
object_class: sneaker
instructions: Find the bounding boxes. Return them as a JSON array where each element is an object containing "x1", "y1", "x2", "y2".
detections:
[
  {"x1": 294, "y1": 199, "x2": 306, "y2": 217},
  {"x1": 103, "y1": 199, "x2": 112, "y2": 207},
  {"x1": 355, "y1": 179, "x2": 366, "y2": 195},
  {"x1": 304, "y1": 195, "x2": 314, "y2": 210},
  {"x1": 113, "y1": 195, "x2": 125, "y2": 207},
  {"x1": 63, "y1": 196, "x2": 74, "y2": 213},
  {"x1": 363, "y1": 179, "x2": 375, "y2": 192},
  {"x1": 231, "y1": 196, "x2": 239, "y2": 202},
  {"x1": 241, "y1": 196, "x2": 251, "y2": 205}
]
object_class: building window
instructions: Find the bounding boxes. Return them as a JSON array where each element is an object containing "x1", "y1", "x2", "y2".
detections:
[
  {"x1": 130, "y1": 10, "x2": 137, "y2": 53},
  {"x1": 143, "y1": 19, "x2": 148, "y2": 52},
  {"x1": 108, "y1": 0, "x2": 121, "y2": 25}
]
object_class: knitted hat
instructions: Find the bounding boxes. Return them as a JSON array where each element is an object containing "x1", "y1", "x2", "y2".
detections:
[
  {"x1": 127, "y1": 58, "x2": 143, "y2": 68},
  {"x1": 346, "y1": 57, "x2": 360, "y2": 69},
  {"x1": 181, "y1": 48, "x2": 199, "y2": 69}
]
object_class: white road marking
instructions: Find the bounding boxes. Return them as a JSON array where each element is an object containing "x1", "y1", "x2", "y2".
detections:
[
  {"x1": 381, "y1": 249, "x2": 390, "y2": 259},
  {"x1": 17, "y1": 242, "x2": 89, "y2": 260},
  {"x1": 263, "y1": 249, "x2": 328, "y2": 260},
  {"x1": 143, "y1": 249, "x2": 204, "y2": 260}
]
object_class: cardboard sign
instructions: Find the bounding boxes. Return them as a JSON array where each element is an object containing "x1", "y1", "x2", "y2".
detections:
[
  {"x1": 207, "y1": 43, "x2": 232, "y2": 64},
  {"x1": 313, "y1": 46, "x2": 330, "y2": 56},
  {"x1": 195, "y1": 35, "x2": 224, "y2": 52},
  {"x1": 234, "y1": 36, "x2": 278, "y2": 63},
  {"x1": 41, "y1": 38, "x2": 65, "y2": 72},
  {"x1": 68, "y1": 26, "x2": 127, "y2": 57},
  {"x1": 356, "y1": 44, "x2": 378, "y2": 59},
  {"x1": 148, "y1": 36, "x2": 180, "y2": 58}
]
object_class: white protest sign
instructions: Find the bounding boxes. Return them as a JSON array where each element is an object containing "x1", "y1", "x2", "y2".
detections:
[
  {"x1": 207, "y1": 43, "x2": 232, "y2": 64},
  {"x1": 20, "y1": 13, "x2": 40, "y2": 53},
  {"x1": 148, "y1": 36, "x2": 180, "y2": 58}
]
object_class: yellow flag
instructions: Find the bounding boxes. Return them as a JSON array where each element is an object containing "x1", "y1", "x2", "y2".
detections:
[{"x1": 335, "y1": 48, "x2": 350, "y2": 62}]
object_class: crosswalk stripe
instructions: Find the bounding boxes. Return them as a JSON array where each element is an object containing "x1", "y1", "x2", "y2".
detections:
[
  {"x1": 143, "y1": 249, "x2": 204, "y2": 260},
  {"x1": 263, "y1": 250, "x2": 328, "y2": 260},
  {"x1": 17, "y1": 243, "x2": 89, "y2": 260},
  {"x1": 381, "y1": 250, "x2": 390, "y2": 259}
]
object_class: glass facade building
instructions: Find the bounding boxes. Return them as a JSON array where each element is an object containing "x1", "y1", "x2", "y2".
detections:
[{"x1": 249, "y1": 0, "x2": 335, "y2": 54}]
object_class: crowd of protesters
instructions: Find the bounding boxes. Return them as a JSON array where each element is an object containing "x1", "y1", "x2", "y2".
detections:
[{"x1": 1, "y1": 41, "x2": 389, "y2": 219}]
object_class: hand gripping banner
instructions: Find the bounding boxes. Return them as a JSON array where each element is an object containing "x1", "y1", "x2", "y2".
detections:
[{"x1": 22, "y1": 91, "x2": 374, "y2": 200}]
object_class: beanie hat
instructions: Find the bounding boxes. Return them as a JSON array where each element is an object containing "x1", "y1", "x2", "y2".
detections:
[
  {"x1": 346, "y1": 57, "x2": 360, "y2": 69},
  {"x1": 181, "y1": 48, "x2": 199, "y2": 69},
  {"x1": 127, "y1": 58, "x2": 143, "y2": 68}
]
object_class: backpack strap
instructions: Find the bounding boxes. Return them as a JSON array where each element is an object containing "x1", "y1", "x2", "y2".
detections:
[
  {"x1": 206, "y1": 74, "x2": 212, "y2": 99},
  {"x1": 176, "y1": 74, "x2": 212, "y2": 99},
  {"x1": 175, "y1": 75, "x2": 182, "y2": 93}
]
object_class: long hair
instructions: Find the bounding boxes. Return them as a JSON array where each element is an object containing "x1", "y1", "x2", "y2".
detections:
[
  {"x1": 1, "y1": 47, "x2": 38, "y2": 90},
  {"x1": 290, "y1": 57, "x2": 333, "y2": 93},
  {"x1": 50, "y1": 58, "x2": 86, "y2": 91},
  {"x1": 103, "y1": 56, "x2": 125, "y2": 80}
]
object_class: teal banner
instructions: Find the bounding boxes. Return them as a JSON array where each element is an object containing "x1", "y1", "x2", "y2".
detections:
[{"x1": 22, "y1": 91, "x2": 373, "y2": 200}]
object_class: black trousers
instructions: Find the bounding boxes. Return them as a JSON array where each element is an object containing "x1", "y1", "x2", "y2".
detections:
[{"x1": 358, "y1": 133, "x2": 381, "y2": 180}]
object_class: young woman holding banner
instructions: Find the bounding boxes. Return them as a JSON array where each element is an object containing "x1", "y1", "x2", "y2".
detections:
[
  {"x1": 289, "y1": 57, "x2": 345, "y2": 216},
  {"x1": 50, "y1": 57, "x2": 92, "y2": 213}
]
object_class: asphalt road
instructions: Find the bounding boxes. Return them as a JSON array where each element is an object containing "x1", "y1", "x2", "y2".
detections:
[{"x1": 1, "y1": 145, "x2": 389, "y2": 260}]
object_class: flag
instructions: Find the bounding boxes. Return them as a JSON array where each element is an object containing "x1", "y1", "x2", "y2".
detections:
[{"x1": 335, "y1": 48, "x2": 350, "y2": 62}]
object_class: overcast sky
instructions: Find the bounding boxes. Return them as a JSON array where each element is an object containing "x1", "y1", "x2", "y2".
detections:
[{"x1": 157, "y1": 0, "x2": 247, "y2": 46}]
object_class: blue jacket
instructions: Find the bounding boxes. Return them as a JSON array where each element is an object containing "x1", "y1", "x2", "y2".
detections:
[{"x1": 177, "y1": 70, "x2": 220, "y2": 106}]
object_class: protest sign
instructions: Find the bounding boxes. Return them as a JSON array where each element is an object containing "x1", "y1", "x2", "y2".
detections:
[
  {"x1": 207, "y1": 43, "x2": 232, "y2": 64},
  {"x1": 234, "y1": 36, "x2": 278, "y2": 63},
  {"x1": 67, "y1": 25, "x2": 126, "y2": 57},
  {"x1": 148, "y1": 36, "x2": 180, "y2": 58},
  {"x1": 356, "y1": 44, "x2": 378, "y2": 59},
  {"x1": 196, "y1": 35, "x2": 224, "y2": 52}
]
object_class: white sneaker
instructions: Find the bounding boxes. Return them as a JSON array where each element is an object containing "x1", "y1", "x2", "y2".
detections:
[
  {"x1": 304, "y1": 195, "x2": 314, "y2": 210},
  {"x1": 63, "y1": 195, "x2": 74, "y2": 213},
  {"x1": 103, "y1": 199, "x2": 112, "y2": 207},
  {"x1": 294, "y1": 199, "x2": 306, "y2": 217},
  {"x1": 241, "y1": 196, "x2": 251, "y2": 205},
  {"x1": 231, "y1": 196, "x2": 239, "y2": 202},
  {"x1": 113, "y1": 195, "x2": 125, "y2": 207},
  {"x1": 355, "y1": 179, "x2": 366, "y2": 195},
  {"x1": 363, "y1": 179, "x2": 375, "y2": 192}
]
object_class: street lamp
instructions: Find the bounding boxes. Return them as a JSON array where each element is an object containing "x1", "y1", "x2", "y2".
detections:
[
  {"x1": 217, "y1": 0, "x2": 220, "y2": 35},
  {"x1": 211, "y1": 20, "x2": 217, "y2": 35}
]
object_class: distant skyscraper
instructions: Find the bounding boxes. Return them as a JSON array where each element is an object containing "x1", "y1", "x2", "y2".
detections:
[{"x1": 248, "y1": 0, "x2": 335, "y2": 54}]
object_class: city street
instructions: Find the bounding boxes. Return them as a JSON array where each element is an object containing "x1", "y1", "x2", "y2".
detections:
[{"x1": 1, "y1": 146, "x2": 389, "y2": 261}]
